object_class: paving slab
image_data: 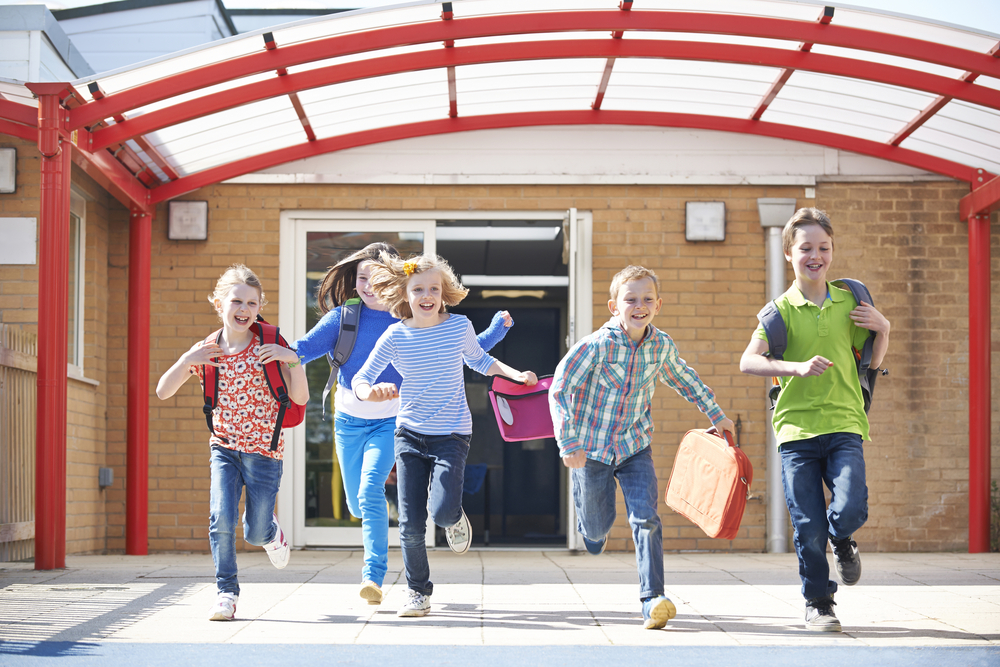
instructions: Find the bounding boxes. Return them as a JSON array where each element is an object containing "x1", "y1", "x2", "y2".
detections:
[{"x1": 0, "y1": 550, "x2": 997, "y2": 665}]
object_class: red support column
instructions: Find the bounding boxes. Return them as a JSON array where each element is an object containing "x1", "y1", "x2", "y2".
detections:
[
  {"x1": 968, "y1": 209, "x2": 991, "y2": 553},
  {"x1": 33, "y1": 87, "x2": 69, "y2": 570},
  {"x1": 126, "y1": 206, "x2": 151, "y2": 555}
]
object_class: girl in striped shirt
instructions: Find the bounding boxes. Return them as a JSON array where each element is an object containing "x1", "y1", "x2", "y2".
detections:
[{"x1": 353, "y1": 253, "x2": 536, "y2": 618}]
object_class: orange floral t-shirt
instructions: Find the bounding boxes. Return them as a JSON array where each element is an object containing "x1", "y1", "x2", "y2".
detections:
[{"x1": 198, "y1": 339, "x2": 284, "y2": 459}]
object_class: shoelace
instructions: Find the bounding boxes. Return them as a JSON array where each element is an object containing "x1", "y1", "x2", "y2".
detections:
[
  {"x1": 832, "y1": 539, "x2": 855, "y2": 560},
  {"x1": 449, "y1": 523, "x2": 467, "y2": 541}
]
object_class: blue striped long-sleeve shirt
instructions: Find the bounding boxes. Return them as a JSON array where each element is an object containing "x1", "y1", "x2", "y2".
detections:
[
  {"x1": 352, "y1": 314, "x2": 497, "y2": 436},
  {"x1": 548, "y1": 318, "x2": 726, "y2": 463}
]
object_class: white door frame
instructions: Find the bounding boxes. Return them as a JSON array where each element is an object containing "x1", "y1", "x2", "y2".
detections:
[{"x1": 277, "y1": 209, "x2": 592, "y2": 549}]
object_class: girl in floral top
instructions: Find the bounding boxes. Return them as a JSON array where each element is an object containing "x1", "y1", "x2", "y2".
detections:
[{"x1": 156, "y1": 264, "x2": 308, "y2": 622}]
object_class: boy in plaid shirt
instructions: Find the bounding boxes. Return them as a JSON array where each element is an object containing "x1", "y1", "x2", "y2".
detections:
[{"x1": 549, "y1": 265, "x2": 734, "y2": 629}]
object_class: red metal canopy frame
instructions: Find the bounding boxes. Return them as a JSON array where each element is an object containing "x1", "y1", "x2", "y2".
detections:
[{"x1": 2, "y1": 6, "x2": 998, "y2": 568}]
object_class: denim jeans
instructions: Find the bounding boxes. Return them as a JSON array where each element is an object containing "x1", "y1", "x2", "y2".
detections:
[
  {"x1": 209, "y1": 445, "x2": 283, "y2": 595},
  {"x1": 571, "y1": 446, "x2": 663, "y2": 600},
  {"x1": 394, "y1": 426, "x2": 470, "y2": 596},
  {"x1": 780, "y1": 432, "x2": 869, "y2": 601},
  {"x1": 334, "y1": 412, "x2": 396, "y2": 586}
]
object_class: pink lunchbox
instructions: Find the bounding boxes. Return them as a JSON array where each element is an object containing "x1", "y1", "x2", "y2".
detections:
[{"x1": 487, "y1": 375, "x2": 555, "y2": 442}]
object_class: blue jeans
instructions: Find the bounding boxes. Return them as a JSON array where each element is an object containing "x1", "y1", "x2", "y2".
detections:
[
  {"x1": 571, "y1": 446, "x2": 663, "y2": 600},
  {"x1": 780, "y1": 432, "x2": 869, "y2": 601},
  {"x1": 394, "y1": 426, "x2": 470, "y2": 596},
  {"x1": 209, "y1": 445, "x2": 283, "y2": 595},
  {"x1": 334, "y1": 412, "x2": 396, "y2": 586}
]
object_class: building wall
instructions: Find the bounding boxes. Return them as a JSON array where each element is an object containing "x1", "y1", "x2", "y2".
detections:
[
  {"x1": 132, "y1": 181, "x2": 998, "y2": 554},
  {"x1": 2, "y1": 169, "x2": 997, "y2": 555},
  {"x1": 0, "y1": 136, "x2": 117, "y2": 556}
]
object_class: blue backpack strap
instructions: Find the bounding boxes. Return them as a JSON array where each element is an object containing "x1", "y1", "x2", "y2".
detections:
[
  {"x1": 322, "y1": 297, "x2": 362, "y2": 420},
  {"x1": 832, "y1": 278, "x2": 882, "y2": 413},
  {"x1": 756, "y1": 301, "x2": 787, "y2": 361}
]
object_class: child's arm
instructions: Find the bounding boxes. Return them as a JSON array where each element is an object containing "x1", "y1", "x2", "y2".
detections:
[
  {"x1": 352, "y1": 329, "x2": 398, "y2": 402},
  {"x1": 739, "y1": 338, "x2": 833, "y2": 378},
  {"x1": 476, "y1": 310, "x2": 514, "y2": 352},
  {"x1": 548, "y1": 338, "x2": 598, "y2": 468},
  {"x1": 657, "y1": 334, "x2": 735, "y2": 438},
  {"x1": 486, "y1": 360, "x2": 537, "y2": 386},
  {"x1": 290, "y1": 307, "x2": 342, "y2": 365},
  {"x1": 258, "y1": 344, "x2": 310, "y2": 405},
  {"x1": 850, "y1": 300, "x2": 891, "y2": 369},
  {"x1": 155, "y1": 339, "x2": 222, "y2": 400}
]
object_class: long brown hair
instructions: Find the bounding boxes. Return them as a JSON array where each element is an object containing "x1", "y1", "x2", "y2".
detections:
[{"x1": 315, "y1": 242, "x2": 400, "y2": 314}]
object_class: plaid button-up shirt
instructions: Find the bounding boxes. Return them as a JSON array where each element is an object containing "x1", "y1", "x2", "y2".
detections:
[{"x1": 549, "y1": 319, "x2": 726, "y2": 463}]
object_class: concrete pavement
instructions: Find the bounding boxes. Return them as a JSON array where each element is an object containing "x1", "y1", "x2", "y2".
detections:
[{"x1": 0, "y1": 549, "x2": 998, "y2": 665}]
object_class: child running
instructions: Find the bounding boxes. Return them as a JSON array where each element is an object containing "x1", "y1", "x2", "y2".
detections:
[
  {"x1": 291, "y1": 242, "x2": 512, "y2": 605},
  {"x1": 549, "y1": 265, "x2": 734, "y2": 629},
  {"x1": 352, "y1": 253, "x2": 537, "y2": 618},
  {"x1": 740, "y1": 208, "x2": 889, "y2": 631},
  {"x1": 155, "y1": 264, "x2": 308, "y2": 621}
]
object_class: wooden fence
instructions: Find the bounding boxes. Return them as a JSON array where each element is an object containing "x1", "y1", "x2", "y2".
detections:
[{"x1": 0, "y1": 324, "x2": 36, "y2": 562}]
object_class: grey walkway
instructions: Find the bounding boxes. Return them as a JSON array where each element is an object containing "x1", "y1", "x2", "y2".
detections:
[{"x1": 1, "y1": 550, "x2": 998, "y2": 665}]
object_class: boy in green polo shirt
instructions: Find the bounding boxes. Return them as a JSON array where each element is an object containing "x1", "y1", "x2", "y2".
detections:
[{"x1": 740, "y1": 208, "x2": 890, "y2": 632}]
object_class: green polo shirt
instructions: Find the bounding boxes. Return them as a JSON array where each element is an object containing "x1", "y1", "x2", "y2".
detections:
[{"x1": 754, "y1": 283, "x2": 871, "y2": 446}]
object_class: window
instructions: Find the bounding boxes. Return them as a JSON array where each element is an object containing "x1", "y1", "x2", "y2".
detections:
[{"x1": 68, "y1": 191, "x2": 85, "y2": 375}]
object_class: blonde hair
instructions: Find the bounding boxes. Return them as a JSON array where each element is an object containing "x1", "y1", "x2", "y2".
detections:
[
  {"x1": 208, "y1": 264, "x2": 267, "y2": 314},
  {"x1": 782, "y1": 207, "x2": 835, "y2": 255},
  {"x1": 609, "y1": 265, "x2": 660, "y2": 300},
  {"x1": 367, "y1": 253, "x2": 468, "y2": 319},
  {"x1": 315, "y1": 242, "x2": 400, "y2": 314}
]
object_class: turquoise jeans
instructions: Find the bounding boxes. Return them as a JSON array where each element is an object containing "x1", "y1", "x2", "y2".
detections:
[{"x1": 334, "y1": 412, "x2": 396, "y2": 586}]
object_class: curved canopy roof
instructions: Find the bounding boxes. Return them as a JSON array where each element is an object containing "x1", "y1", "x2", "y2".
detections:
[{"x1": 4, "y1": 0, "x2": 1000, "y2": 213}]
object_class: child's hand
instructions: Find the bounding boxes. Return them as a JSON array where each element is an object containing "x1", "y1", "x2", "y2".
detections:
[
  {"x1": 183, "y1": 340, "x2": 222, "y2": 368},
  {"x1": 715, "y1": 418, "x2": 736, "y2": 442},
  {"x1": 516, "y1": 371, "x2": 538, "y2": 386},
  {"x1": 257, "y1": 343, "x2": 298, "y2": 365},
  {"x1": 499, "y1": 310, "x2": 513, "y2": 327},
  {"x1": 561, "y1": 450, "x2": 587, "y2": 469},
  {"x1": 850, "y1": 301, "x2": 891, "y2": 336},
  {"x1": 794, "y1": 356, "x2": 832, "y2": 377},
  {"x1": 367, "y1": 382, "x2": 399, "y2": 402}
]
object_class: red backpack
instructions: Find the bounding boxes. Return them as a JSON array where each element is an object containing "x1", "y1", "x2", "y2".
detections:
[{"x1": 201, "y1": 317, "x2": 306, "y2": 451}]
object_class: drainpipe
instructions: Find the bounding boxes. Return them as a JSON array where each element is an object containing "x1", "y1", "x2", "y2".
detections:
[{"x1": 757, "y1": 198, "x2": 796, "y2": 554}]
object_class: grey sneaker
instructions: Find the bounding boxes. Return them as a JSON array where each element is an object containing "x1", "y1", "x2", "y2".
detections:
[
  {"x1": 397, "y1": 589, "x2": 431, "y2": 617},
  {"x1": 208, "y1": 591, "x2": 238, "y2": 621},
  {"x1": 805, "y1": 596, "x2": 841, "y2": 632},
  {"x1": 830, "y1": 536, "x2": 861, "y2": 586},
  {"x1": 445, "y1": 509, "x2": 472, "y2": 554}
]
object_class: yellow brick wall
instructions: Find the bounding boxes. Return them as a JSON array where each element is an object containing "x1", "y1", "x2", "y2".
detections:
[
  {"x1": 0, "y1": 136, "x2": 116, "y2": 556},
  {"x1": 2, "y1": 171, "x2": 998, "y2": 555}
]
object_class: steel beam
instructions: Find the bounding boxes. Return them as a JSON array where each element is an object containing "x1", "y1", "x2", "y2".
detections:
[
  {"x1": 88, "y1": 39, "x2": 1000, "y2": 151},
  {"x1": 967, "y1": 204, "x2": 991, "y2": 553},
  {"x1": 31, "y1": 85, "x2": 70, "y2": 571},
  {"x1": 126, "y1": 206, "x2": 152, "y2": 556},
  {"x1": 69, "y1": 11, "x2": 1000, "y2": 131}
]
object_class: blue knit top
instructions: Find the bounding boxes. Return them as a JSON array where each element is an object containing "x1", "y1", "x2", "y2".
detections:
[{"x1": 292, "y1": 304, "x2": 510, "y2": 388}]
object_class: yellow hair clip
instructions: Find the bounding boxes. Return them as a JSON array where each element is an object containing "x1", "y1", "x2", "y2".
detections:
[{"x1": 403, "y1": 260, "x2": 418, "y2": 276}]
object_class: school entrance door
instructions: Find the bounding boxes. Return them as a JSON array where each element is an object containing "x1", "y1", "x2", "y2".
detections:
[{"x1": 278, "y1": 210, "x2": 592, "y2": 550}]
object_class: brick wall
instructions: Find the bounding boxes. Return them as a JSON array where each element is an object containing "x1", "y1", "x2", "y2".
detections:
[{"x1": 3, "y1": 173, "x2": 997, "y2": 555}]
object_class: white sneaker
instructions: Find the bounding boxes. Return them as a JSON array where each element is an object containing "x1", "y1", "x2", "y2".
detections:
[
  {"x1": 359, "y1": 580, "x2": 383, "y2": 605},
  {"x1": 445, "y1": 509, "x2": 472, "y2": 554},
  {"x1": 397, "y1": 589, "x2": 431, "y2": 617},
  {"x1": 263, "y1": 513, "x2": 289, "y2": 569},
  {"x1": 209, "y1": 591, "x2": 238, "y2": 621}
]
